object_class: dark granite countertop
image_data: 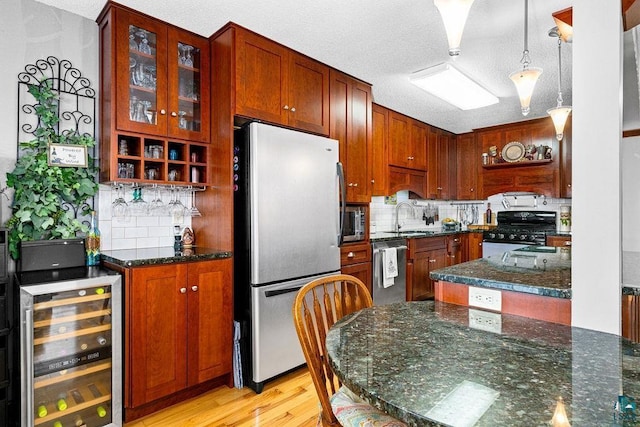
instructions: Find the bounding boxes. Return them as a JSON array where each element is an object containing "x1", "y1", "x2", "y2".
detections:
[
  {"x1": 101, "y1": 246, "x2": 232, "y2": 267},
  {"x1": 371, "y1": 229, "x2": 481, "y2": 242},
  {"x1": 326, "y1": 301, "x2": 640, "y2": 426},
  {"x1": 430, "y1": 246, "x2": 572, "y2": 299}
]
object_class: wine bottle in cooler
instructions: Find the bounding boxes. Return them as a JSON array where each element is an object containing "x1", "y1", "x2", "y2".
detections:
[{"x1": 85, "y1": 210, "x2": 101, "y2": 266}]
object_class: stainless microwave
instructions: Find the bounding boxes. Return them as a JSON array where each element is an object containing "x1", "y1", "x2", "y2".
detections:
[{"x1": 343, "y1": 206, "x2": 366, "y2": 243}]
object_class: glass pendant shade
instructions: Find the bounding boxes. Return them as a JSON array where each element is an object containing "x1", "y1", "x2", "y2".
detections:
[
  {"x1": 434, "y1": 0, "x2": 475, "y2": 56},
  {"x1": 547, "y1": 105, "x2": 572, "y2": 140},
  {"x1": 509, "y1": 67, "x2": 542, "y2": 116}
]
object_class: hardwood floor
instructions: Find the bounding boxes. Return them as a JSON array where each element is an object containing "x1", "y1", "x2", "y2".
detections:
[{"x1": 125, "y1": 367, "x2": 319, "y2": 426}]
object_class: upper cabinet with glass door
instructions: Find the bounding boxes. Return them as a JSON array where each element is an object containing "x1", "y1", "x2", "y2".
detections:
[{"x1": 105, "y1": 4, "x2": 210, "y2": 143}]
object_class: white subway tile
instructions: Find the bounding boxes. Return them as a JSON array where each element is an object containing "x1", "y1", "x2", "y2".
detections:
[
  {"x1": 112, "y1": 238, "x2": 137, "y2": 250},
  {"x1": 125, "y1": 227, "x2": 148, "y2": 238},
  {"x1": 148, "y1": 226, "x2": 171, "y2": 238},
  {"x1": 137, "y1": 237, "x2": 160, "y2": 248},
  {"x1": 111, "y1": 227, "x2": 125, "y2": 239}
]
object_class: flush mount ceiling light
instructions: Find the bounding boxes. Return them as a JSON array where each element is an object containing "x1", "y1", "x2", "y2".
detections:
[
  {"x1": 434, "y1": 0, "x2": 475, "y2": 56},
  {"x1": 547, "y1": 27, "x2": 572, "y2": 141},
  {"x1": 509, "y1": 0, "x2": 542, "y2": 116},
  {"x1": 409, "y1": 63, "x2": 498, "y2": 110}
]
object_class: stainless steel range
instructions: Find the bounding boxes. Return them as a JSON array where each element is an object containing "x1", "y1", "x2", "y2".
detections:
[{"x1": 482, "y1": 211, "x2": 557, "y2": 258}]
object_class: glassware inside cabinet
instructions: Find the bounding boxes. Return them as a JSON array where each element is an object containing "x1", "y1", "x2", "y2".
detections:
[
  {"x1": 129, "y1": 25, "x2": 158, "y2": 125},
  {"x1": 177, "y1": 41, "x2": 202, "y2": 132}
]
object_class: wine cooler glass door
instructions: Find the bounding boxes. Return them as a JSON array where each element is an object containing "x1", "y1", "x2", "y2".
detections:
[{"x1": 20, "y1": 275, "x2": 122, "y2": 427}]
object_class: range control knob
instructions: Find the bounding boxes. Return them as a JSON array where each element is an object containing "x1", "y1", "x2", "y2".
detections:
[
  {"x1": 498, "y1": 233, "x2": 505, "y2": 239},
  {"x1": 488, "y1": 233, "x2": 496, "y2": 239},
  {"x1": 508, "y1": 234, "x2": 516, "y2": 240},
  {"x1": 529, "y1": 235, "x2": 537, "y2": 241},
  {"x1": 519, "y1": 234, "x2": 528, "y2": 240}
]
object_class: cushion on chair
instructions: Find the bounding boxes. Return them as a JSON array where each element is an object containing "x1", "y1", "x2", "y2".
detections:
[{"x1": 330, "y1": 386, "x2": 407, "y2": 427}]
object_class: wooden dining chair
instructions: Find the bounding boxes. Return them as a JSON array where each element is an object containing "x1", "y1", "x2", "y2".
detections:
[{"x1": 293, "y1": 274, "x2": 406, "y2": 427}]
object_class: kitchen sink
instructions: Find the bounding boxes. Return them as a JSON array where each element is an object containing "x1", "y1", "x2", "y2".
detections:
[{"x1": 399, "y1": 230, "x2": 436, "y2": 237}]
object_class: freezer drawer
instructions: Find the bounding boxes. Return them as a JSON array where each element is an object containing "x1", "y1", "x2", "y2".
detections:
[
  {"x1": 250, "y1": 272, "x2": 338, "y2": 389},
  {"x1": 20, "y1": 275, "x2": 122, "y2": 427}
]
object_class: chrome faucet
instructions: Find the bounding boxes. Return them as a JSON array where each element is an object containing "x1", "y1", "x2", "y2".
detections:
[{"x1": 395, "y1": 201, "x2": 415, "y2": 232}]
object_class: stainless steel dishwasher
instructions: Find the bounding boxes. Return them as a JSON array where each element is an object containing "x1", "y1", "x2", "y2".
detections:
[{"x1": 371, "y1": 239, "x2": 407, "y2": 305}]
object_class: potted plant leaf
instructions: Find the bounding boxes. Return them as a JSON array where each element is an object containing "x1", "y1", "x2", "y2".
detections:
[{"x1": 5, "y1": 81, "x2": 98, "y2": 260}]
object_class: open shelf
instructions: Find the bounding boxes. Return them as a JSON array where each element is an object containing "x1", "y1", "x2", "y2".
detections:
[{"x1": 482, "y1": 159, "x2": 552, "y2": 169}]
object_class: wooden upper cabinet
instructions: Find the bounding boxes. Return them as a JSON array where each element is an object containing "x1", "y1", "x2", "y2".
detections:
[
  {"x1": 426, "y1": 127, "x2": 456, "y2": 199},
  {"x1": 456, "y1": 132, "x2": 479, "y2": 200},
  {"x1": 388, "y1": 111, "x2": 412, "y2": 168},
  {"x1": 330, "y1": 70, "x2": 372, "y2": 203},
  {"x1": 371, "y1": 103, "x2": 389, "y2": 196},
  {"x1": 108, "y1": 6, "x2": 210, "y2": 142},
  {"x1": 388, "y1": 111, "x2": 426, "y2": 170},
  {"x1": 234, "y1": 27, "x2": 329, "y2": 135}
]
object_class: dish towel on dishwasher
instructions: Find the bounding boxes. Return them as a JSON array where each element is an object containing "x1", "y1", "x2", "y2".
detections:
[{"x1": 383, "y1": 247, "x2": 398, "y2": 288}]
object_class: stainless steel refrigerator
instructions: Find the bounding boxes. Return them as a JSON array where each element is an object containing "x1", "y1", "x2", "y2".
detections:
[{"x1": 234, "y1": 122, "x2": 342, "y2": 393}]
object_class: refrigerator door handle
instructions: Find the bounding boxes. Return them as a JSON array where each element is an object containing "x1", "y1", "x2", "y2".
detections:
[
  {"x1": 337, "y1": 161, "x2": 346, "y2": 246},
  {"x1": 24, "y1": 308, "x2": 34, "y2": 427},
  {"x1": 264, "y1": 285, "x2": 305, "y2": 298}
]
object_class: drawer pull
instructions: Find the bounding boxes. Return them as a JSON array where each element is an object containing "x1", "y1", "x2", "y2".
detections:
[
  {"x1": 429, "y1": 259, "x2": 436, "y2": 263},
  {"x1": 347, "y1": 252, "x2": 355, "y2": 258},
  {"x1": 180, "y1": 287, "x2": 187, "y2": 294},
  {"x1": 192, "y1": 285, "x2": 199, "y2": 292},
  {"x1": 565, "y1": 241, "x2": 572, "y2": 246},
  {"x1": 283, "y1": 105, "x2": 289, "y2": 110}
]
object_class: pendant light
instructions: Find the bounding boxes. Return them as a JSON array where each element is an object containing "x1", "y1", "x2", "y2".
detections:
[
  {"x1": 547, "y1": 27, "x2": 572, "y2": 141},
  {"x1": 509, "y1": 0, "x2": 542, "y2": 116},
  {"x1": 434, "y1": 0, "x2": 475, "y2": 56}
]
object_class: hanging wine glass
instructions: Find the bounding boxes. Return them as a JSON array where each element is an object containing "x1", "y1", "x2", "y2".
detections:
[
  {"x1": 149, "y1": 185, "x2": 165, "y2": 216},
  {"x1": 187, "y1": 188, "x2": 202, "y2": 217},
  {"x1": 129, "y1": 186, "x2": 148, "y2": 216},
  {"x1": 112, "y1": 184, "x2": 129, "y2": 218},
  {"x1": 169, "y1": 187, "x2": 186, "y2": 218}
]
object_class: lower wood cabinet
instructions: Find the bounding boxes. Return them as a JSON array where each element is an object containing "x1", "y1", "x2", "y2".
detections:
[
  {"x1": 447, "y1": 234, "x2": 462, "y2": 266},
  {"x1": 124, "y1": 258, "x2": 232, "y2": 418},
  {"x1": 408, "y1": 237, "x2": 447, "y2": 301},
  {"x1": 546, "y1": 235, "x2": 572, "y2": 247},
  {"x1": 341, "y1": 243, "x2": 372, "y2": 295},
  {"x1": 623, "y1": 295, "x2": 640, "y2": 342},
  {"x1": 467, "y1": 232, "x2": 483, "y2": 261}
]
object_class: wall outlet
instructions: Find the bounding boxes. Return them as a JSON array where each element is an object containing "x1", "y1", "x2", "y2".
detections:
[
  {"x1": 468, "y1": 287, "x2": 502, "y2": 311},
  {"x1": 469, "y1": 309, "x2": 502, "y2": 334}
]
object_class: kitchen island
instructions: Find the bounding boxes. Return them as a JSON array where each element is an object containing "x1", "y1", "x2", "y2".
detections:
[
  {"x1": 430, "y1": 246, "x2": 572, "y2": 325},
  {"x1": 326, "y1": 301, "x2": 639, "y2": 426}
]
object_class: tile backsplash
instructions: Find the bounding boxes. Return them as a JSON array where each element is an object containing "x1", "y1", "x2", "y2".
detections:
[
  {"x1": 97, "y1": 184, "x2": 192, "y2": 251},
  {"x1": 370, "y1": 191, "x2": 571, "y2": 233}
]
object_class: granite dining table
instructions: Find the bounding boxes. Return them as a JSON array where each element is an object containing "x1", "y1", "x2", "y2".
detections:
[{"x1": 325, "y1": 300, "x2": 640, "y2": 426}]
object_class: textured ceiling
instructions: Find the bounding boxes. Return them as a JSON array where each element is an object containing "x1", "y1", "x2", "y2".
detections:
[{"x1": 33, "y1": 0, "x2": 574, "y2": 134}]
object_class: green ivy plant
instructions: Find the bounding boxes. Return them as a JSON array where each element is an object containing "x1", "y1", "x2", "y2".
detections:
[{"x1": 5, "y1": 82, "x2": 98, "y2": 259}]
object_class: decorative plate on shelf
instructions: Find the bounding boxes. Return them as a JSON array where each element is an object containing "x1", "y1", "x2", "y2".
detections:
[{"x1": 502, "y1": 141, "x2": 526, "y2": 163}]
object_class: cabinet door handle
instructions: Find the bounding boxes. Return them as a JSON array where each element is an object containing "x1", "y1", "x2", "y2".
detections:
[
  {"x1": 407, "y1": 156, "x2": 414, "y2": 160},
  {"x1": 290, "y1": 107, "x2": 296, "y2": 112},
  {"x1": 429, "y1": 259, "x2": 436, "y2": 263},
  {"x1": 371, "y1": 179, "x2": 375, "y2": 184},
  {"x1": 565, "y1": 241, "x2": 572, "y2": 246},
  {"x1": 348, "y1": 183, "x2": 353, "y2": 187},
  {"x1": 160, "y1": 109, "x2": 166, "y2": 115},
  {"x1": 283, "y1": 105, "x2": 289, "y2": 110},
  {"x1": 437, "y1": 187, "x2": 443, "y2": 191},
  {"x1": 171, "y1": 111, "x2": 177, "y2": 117},
  {"x1": 192, "y1": 285, "x2": 199, "y2": 292},
  {"x1": 347, "y1": 252, "x2": 355, "y2": 258},
  {"x1": 454, "y1": 238, "x2": 460, "y2": 242},
  {"x1": 180, "y1": 287, "x2": 187, "y2": 294},
  {"x1": 470, "y1": 188, "x2": 474, "y2": 192},
  {"x1": 353, "y1": 183, "x2": 358, "y2": 187}
]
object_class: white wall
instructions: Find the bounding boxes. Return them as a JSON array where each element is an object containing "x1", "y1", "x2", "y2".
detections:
[{"x1": 571, "y1": 0, "x2": 622, "y2": 334}]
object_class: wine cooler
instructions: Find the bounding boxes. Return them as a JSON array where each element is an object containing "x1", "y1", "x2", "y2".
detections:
[{"x1": 19, "y1": 273, "x2": 122, "y2": 427}]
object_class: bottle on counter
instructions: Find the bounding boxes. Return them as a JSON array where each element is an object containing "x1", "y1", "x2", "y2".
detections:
[
  {"x1": 85, "y1": 211, "x2": 101, "y2": 266},
  {"x1": 485, "y1": 203, "x2": 492, "y2": 225}
]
